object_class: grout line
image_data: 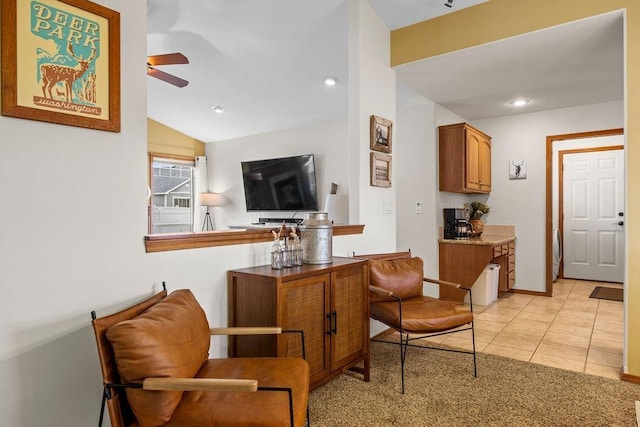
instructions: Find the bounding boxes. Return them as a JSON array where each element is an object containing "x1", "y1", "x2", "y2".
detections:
[
  {"x1": 528, "y1": 280, "x2": 574, "y2": 361},
  {"x1": 476, "y1": 279, "x2": 622, "y2": 377}
]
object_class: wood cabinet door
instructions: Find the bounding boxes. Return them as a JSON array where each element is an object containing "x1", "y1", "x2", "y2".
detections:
[
  {"x1": 465, "y1": 130, "x2": 481, "y2": 190},
  {"x1": 281, "y1": 274, "x2": 331, "y2": 385},
  {"x1": 330, "y1": 265, "x2": 368, "y2": 371},
  {"x1": 478, "y1": 137, "x2": 491, "y2": 191}
]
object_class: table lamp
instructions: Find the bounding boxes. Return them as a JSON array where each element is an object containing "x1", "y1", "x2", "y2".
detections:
[{"x1": 199, "y1": 192, "x2": 221, "y2": 231}]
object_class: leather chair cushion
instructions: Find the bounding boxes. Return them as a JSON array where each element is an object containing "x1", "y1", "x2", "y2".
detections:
[
  {"x1": 371, "y1": 295, "x2": 474, "y2": 333},
  {"x1": 168, "y1": 357, "x2": 310, "y2": 426},
  {"x1": 369, "y1": 257, "x2": 424, "y2": 302},
  {"x1": 106, "y1": 289, "x2": 210, "y2": 427}
]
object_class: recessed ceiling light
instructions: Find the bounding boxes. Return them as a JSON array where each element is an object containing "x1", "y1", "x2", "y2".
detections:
[
  {"x1": 212, "y1": 106, "x2": 224, "y2": 113},
  {"x1": 323, "y1": 77, "x2": 337, "y2": 86},
  {"x1": 509, "y1": 98, "x2": 530, "y2": 107}
]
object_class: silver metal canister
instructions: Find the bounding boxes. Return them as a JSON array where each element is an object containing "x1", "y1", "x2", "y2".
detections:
[{"x1": 299, "y1": 212, "x2": 333, "y2": 264}]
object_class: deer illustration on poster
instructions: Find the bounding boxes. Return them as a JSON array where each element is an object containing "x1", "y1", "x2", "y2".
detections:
[{"x1": 40, "y1": 43, "x2": 97, "y2": 103}]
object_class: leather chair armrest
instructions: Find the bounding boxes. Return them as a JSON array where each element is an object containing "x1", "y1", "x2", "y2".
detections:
[
  {"x1": 370, "y1": 285, "x2": 395, "y2": 298},
  {"x1": 210, "y1": 327, "x2": 282, "y2": 335},
  {"x1": 211, "y1": 327, "x2": 307, "y2": 360},
  {"x1": 423, "y1": 277, "x2": 461, "y2": 288},
  {"x1": 143, "y1": 377, "x2": 258, "y2": 392}
]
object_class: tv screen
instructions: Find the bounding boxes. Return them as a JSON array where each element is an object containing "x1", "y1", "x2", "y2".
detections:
[{"x1": 241, "y1": 154, "x2": 319, "y2": 211}]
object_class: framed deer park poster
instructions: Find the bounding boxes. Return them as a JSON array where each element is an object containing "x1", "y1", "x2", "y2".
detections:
[{"x1": 1, "y1": 0, "x2": 121, "y2": 132}]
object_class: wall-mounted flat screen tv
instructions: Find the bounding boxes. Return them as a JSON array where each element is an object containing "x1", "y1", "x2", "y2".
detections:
[{"x1": 241, "y1": 154, "x2": 319, "y2": 211}]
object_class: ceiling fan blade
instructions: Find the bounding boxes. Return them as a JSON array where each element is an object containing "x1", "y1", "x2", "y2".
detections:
[
  {"x1": 147, "y1": 67, "x2": 189, "y2": 88},
  {"x1": 147, "y1": 53, "x2": 189, "y2": 66}
]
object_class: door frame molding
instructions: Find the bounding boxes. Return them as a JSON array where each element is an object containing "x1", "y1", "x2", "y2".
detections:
[{"x1": 545, "y1": 128, "x2": 624, "y2": 296}]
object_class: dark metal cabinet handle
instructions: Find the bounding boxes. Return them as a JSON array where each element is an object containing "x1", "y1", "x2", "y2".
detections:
[{"x1": 332, "y1": 311, "x2": 337, "y2": 335}]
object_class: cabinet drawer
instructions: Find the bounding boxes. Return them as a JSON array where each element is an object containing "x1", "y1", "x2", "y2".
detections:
[
  {"x1": 501, "y1": 244, "x2": 509, "y2": 254},
  {"x1": 508, "y1": 242, "x2": 515, "y2": 255},
  {"x1": 508, "y1": 254, "x2": 515, "y2": 272},
  {"x1": 493, "y1": 246, "x2": 502, "y2": 258},
  {"x1": 508, "y1": 270, "x2": 516, "y2": 288}
]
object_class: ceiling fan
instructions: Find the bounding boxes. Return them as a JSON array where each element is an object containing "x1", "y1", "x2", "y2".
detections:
[{"x1": 147, "y1": 53, "x2": 189, "y2": 88}]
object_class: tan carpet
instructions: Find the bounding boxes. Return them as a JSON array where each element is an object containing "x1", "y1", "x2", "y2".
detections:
[{"x1": 309, "y1": 340, "x2": 640, "y2": 426}]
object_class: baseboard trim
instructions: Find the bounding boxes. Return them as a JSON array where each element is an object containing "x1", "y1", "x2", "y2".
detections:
[
  {"x1": 621, "y1": 371, "x2": 640, "y2": 384},
  {"x1": 370, "y1": 328, "x2": 395, "y2": 341},
  {"x1": 509, "y1": 289, "x2": 548, "y2": 297}
]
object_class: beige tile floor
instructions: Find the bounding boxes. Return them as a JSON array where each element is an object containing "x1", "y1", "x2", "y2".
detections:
[{"x1": 426, "y1": 279, "x2": 624, "y2": 380}]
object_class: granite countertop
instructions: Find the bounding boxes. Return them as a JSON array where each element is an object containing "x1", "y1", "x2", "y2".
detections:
[
  {"x1": 438, "y1": 234, "x2": 516, "y2": 246},
  {"x1": 438, "y1": 224, "x2": 516, "y2": 246}
]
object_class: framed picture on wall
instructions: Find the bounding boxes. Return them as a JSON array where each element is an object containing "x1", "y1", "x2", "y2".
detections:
[
  {"x1": 370, "y1": 115, "x2": 393, "y2": 153},
  {"x1": 509, "y1": 159, "x2": 527, "y2": 179},
  {"x1": 1, "y1": 0, "x2": 121, "y2": 132},
  {"x1": 370, "y1": 152, "x2": 391, "y2": 187}
]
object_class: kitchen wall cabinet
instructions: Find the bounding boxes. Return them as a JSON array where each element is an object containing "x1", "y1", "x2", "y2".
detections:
[
  {"x1": 227, "y1": 257, "x2": 369, "y2": 390},
  {"x1": 439, "y1": 122, "x2": 492, "y2": 194}
]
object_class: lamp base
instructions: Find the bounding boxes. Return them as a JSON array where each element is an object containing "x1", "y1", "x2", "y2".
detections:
[{"x1": 202, "y1": 212, "x2": 214, "y2": 231}]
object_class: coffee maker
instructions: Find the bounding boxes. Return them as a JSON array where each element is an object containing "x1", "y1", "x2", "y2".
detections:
[{"x1": 443, "y1": 208, "x2": 471, "y2": 239}]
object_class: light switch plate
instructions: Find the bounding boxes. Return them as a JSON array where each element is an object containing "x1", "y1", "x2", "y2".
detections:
[
  {"x1": 383, "y1": 200, "x2": 393, "y2": 214},
  {"x1": 416, "y1": 202, "x2": 423, "y2": 214}
]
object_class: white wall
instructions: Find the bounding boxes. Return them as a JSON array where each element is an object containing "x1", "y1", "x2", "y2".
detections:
[
  {"x1": 0, "y1": 2, "x2": 395, "y2": 425},
  {"x1": 395, "y1": 94, "x2": 438, "y2": 274},
  {"x1": 472, "y1": 100, "x2": 624, "y2": 292},
  {"x1": 347, "y1": 0, "x2": 397, "y2": 257},
  {"x1": 207, "y1": 118, "x2": 349, "y2": 230}
]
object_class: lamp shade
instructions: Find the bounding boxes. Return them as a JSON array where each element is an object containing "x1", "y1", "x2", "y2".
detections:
[{"x1": 199, "y1": 192, "x2": 221, "y2": 207}]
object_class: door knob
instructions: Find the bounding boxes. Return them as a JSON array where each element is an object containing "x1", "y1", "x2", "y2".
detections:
[{"x1": 612, "y1": 221, "x2": 624, "y2": 226}]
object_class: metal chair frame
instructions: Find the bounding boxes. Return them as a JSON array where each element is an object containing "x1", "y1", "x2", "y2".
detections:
[{"x1": 370, "y1": 285, "x2": 477, "y2": 393}]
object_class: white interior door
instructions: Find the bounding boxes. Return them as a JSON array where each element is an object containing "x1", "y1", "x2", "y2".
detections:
[{"x1": 563, "y1": 149, "x2": 624, "y2": 282}]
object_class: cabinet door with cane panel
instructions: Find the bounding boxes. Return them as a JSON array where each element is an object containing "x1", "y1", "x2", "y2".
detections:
[{"x1": 227, "y1": 257, "x2": 369, "y2": 390}]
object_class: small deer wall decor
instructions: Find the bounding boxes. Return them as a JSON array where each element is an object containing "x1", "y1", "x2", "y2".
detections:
[{"x1": 509, "y1": 160, "x2": 527, "y2": 180}]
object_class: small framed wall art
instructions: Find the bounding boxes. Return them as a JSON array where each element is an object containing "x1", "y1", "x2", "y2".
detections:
[
  {"x1": 1, "y1": 0, "x2": 121, "y2": 132},
  {"x1": 370, "y1": 152, "x2": 392, "y2": 188},
  {"x1": 509, "y1": 159, "x2": 527, "y2": 180},
  {"x1": 370, "y1": 115, "x2": 393, "y2": 153}
]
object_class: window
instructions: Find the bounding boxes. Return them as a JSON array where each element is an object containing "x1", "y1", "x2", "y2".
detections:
[
  {"x1": 173, "y1": 197, "x2": 191, "y2": 208},
  {"x1": 149, "y1": 155, "x2": 195, "y2": 234}
]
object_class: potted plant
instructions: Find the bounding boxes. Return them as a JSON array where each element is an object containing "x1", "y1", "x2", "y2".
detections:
[{"x1": 466, "y1": 202, "x2": 490, "y2": 235}]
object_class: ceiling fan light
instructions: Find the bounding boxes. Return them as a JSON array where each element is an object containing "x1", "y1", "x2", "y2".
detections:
[
  {"x1": 509, "y1": 98, "x2": 530, "y2": 107},
  {"x1": 212, "y1": 106, "x2": 225, "y2": 114}
]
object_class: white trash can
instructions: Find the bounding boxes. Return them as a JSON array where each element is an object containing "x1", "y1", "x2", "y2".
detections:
[{"x1": 464, "y1": 263, "x2": 500, "y2": 306}]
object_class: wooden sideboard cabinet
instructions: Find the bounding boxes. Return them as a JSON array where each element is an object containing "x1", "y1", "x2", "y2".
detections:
[
  {"x1": 227, "y1": 257, "x2": 369, "y2": 390},
  {"x1": 439, "y1": 238, "x2": 515, "y2": 302},
  {"x1": 439, "y1": 122, "x2": 492, "y2": 194}
]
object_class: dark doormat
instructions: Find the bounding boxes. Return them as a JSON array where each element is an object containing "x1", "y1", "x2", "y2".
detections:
[{"x1": 589, "y1": 286, "x2": 623, "y2": 302}]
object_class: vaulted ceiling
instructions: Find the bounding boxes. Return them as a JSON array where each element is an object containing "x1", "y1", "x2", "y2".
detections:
[{"x1": 147, "y1": 0, "x2": 623, "y2": 143}]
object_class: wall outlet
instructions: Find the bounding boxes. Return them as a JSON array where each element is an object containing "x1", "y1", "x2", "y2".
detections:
[{"x1": 415, "y1": 202, "x2": 423, "y2": 214}]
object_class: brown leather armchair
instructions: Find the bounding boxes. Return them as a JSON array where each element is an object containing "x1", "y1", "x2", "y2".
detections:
[
  {"x1": 92, "y1": 287, "x2": 309, "y2": 426},
  {"x1": 354, "y1": 251, "x2": 477, "y2": 393}
]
